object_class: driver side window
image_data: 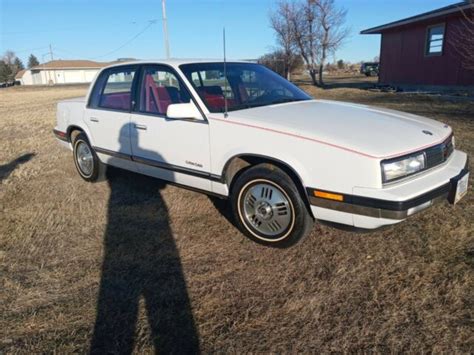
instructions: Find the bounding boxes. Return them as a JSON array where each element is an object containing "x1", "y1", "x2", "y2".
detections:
[{"x1": 138, "y1": 66, "x2": 191, "y2": 116}]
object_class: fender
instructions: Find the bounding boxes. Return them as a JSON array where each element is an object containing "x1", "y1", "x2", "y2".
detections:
[
  {"x1": 220, "y1": 153, "x2": 313, "y2": 212},
  {"x1": 67, "y1": 124, "x2": 93, "y2": 145}
]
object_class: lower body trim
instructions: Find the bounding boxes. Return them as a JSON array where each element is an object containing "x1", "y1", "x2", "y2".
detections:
[
  {"x1": 308, "y1": 193, "x2": 447, "y2": 220},
  {"x1": 307, "y1": 165, "x2": 468, "y2": 220}
]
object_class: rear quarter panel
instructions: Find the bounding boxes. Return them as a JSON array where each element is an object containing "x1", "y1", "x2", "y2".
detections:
[{"x1": 56, "y1": 98, "x2": 90, "y2": 142}]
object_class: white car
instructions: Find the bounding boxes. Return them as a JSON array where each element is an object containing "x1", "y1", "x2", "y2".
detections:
[{"x1": 54, "y1": 60, "x2": 469, "y2": 247}]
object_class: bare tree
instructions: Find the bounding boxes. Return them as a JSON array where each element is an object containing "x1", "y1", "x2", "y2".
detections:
[
  {"x1": 3, "y1": 50, "x2": 16, "y2": 65},
  {"x1": 270, "y1": 1, "x2": 299, "y2": 79},
  {"x1": 277, "y1": 0, "x2": 348, "y2": 86},
  {"x1": 451, "y1": 1, "x2": 474, "y2": 71},
  {"x1": 313, "y1": 0, "x2": 349, "y2": 86},
  {"x1": 288, "y1": 0, "x2": 320, "y2": 85},
  {"x1": 258, "y1": 50, "x2": 303, "y2": 77}
]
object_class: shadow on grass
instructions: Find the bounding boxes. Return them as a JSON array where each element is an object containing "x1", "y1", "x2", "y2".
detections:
[
  {"x1": 90, "y1": 143, "x2": 199, "y2": 354},
  {"x1": 90, "y1": 167, "x2": 200, "y2": 353},
  {"x1": 0, "y1": 153, "x2": 35, "y2": 182}
]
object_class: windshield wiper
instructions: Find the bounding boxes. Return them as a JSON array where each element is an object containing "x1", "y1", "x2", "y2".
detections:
[
  {"x1": 225, "y1": 102, "x2": 269, "y2": 111},
  {"x1": 268, "y1": 98, "x2": 307, "y2": 105}
]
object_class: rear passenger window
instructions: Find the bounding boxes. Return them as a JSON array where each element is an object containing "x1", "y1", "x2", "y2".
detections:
[
  {"x1": 89, "y1": 67, "x2": 136, "y2": 111},
  {"x1": 138, "y1": 66, "x2": 191, "y2": 115}
]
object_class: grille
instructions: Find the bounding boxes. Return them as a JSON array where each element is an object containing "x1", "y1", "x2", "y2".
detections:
[{"x1": 424, "y1": 134, "x2": 453, "y2": 169}]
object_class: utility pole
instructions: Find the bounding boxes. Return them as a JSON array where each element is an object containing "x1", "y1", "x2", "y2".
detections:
[
  {"x1": 49, "y1": 44, "x2": 54, "y2": 61},
  {"x1": 161, "y1": 0, "x2": 170, "y2": 59}
]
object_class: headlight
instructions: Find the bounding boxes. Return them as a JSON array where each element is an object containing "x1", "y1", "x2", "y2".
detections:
[{"x1": 381, "y1": 153, "x2": 426, "y2": 183}]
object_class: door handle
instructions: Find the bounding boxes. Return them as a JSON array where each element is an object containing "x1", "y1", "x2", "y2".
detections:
[
  {"x1": 134, "y1": 124, "x2": 147, "y2": 131},
  {"x1": 90, "y1": 117, "x2": 99, "y2": 122}
]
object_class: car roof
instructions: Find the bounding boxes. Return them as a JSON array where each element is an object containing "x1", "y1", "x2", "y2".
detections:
[{"x1": 104, "y1": 58, "x2": 254, "y2": 70}]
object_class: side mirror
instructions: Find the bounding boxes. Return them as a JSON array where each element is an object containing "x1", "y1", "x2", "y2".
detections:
[{"x1": 166, "y1": 102, "x2": 202, "y2": 121}]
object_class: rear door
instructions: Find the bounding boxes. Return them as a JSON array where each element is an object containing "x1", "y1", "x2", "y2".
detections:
[
  {"x1": 84, "y1": 65, "x2": 138, "y2": 171},
  {"x1": 130, "y1": 64, "x2": 212, "y2": 191}
]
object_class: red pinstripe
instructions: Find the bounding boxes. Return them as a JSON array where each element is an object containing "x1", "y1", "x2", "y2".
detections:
[{"x1": 210, "y1": 117, "x2": 452, "y2": 160}]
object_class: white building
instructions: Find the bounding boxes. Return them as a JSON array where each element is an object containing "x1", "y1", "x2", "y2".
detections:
[{"x1": 15, "y1": 60, "x2": 111, "y2": 85}]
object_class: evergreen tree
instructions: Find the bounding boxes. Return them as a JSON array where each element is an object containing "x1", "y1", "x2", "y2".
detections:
[
  {"x1": 27, "y1": 54, "x2": 40, "y2": 68},
  {"x1": 14, "y1": 57, "x2": 25, "y2": 71}
]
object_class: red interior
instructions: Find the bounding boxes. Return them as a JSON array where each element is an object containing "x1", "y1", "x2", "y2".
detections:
[
  {"x1": 100, "y1": 92, "x2": 131, "y2": 111},
  {"x1": 99, "y1": 79, "x2": 248, "y2": 113},
  {"x1": 143, "y1": 75, "x2": 174, "y2": 114},
  {"x1": 198, "y1": 86, "x2": 236, "y2": 111}
]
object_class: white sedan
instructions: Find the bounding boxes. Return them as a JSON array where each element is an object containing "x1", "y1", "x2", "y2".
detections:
[{"x1": 54, "y1": 60, "x2": 469, "y2": 247}]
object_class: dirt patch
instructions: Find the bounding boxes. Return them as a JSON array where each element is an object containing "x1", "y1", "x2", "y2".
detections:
[{"x1": 1, "y1": 84, "x2": 473, "y2": 352}]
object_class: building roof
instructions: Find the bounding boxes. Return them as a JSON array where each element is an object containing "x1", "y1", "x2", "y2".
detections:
[
  {"x1": 361, "y1": 1, "x2": 472, "y2": 34},
  {"x1": 15, "y1": 69, "x2": 26, "y2": 79},
  {"x1": 32, "y1": 59, "x2": 111, "y2": 70}
]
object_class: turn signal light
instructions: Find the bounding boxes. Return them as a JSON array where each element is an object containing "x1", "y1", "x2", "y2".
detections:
[{"x1": 313, "y1": 190, "x2": 344, "y2": 202}]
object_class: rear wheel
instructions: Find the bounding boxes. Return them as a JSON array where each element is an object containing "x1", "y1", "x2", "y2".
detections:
[
  {"x1": 231, "y1": 164, "x2": 313, "y2": 247},
  {"x1": 72, "y1": 132, "x2": 105, "y2": 182}
]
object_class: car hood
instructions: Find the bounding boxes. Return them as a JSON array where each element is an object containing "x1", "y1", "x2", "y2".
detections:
[{"x1": 229, "y1": 99, "x2": 452, "y2": 159}]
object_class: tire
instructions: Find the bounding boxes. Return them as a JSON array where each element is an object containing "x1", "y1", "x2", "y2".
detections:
[
  {"x1": 230, "y1": 164, "x2": 314, "y2": 247},
  {"x1": 72, "y1": 132, "x2": 106, "y2": 182}
]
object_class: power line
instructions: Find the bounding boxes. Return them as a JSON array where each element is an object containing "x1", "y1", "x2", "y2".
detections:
[
  {"x1": 91, "y1": 19, "x2": 158, "y2": 60},
  {"x1": 3, "y1": 19, "x2": 157, "y2": 62},
  {"x1": 1, "y1": 21, "x2": 147, "y2": 36}
]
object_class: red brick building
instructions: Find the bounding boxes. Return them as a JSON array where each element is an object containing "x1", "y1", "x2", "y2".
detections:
[{"x1": 361, "y1": 1, "x2": 474, "y2": 87}]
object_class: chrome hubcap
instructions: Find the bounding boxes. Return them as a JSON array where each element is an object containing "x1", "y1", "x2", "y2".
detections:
[
  {"x1": 242, "y1": 182, "x2": 292, "y2": 237},
  {"x1": 76, "y1": 142, "x2": 93, "y2": 176}
]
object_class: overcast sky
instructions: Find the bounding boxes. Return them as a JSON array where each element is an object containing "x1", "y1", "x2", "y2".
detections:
[{"x1": 0, "y1": 0, "x2": 457, "y2": 65}]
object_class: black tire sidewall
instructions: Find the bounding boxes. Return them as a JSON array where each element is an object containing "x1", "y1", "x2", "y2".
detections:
[
  {"x1": 231, "y1": 165, "x2": 313, "y2": 247},
  {"x1": 72, "y1": 133, "x2": 100, "y2": 182}
]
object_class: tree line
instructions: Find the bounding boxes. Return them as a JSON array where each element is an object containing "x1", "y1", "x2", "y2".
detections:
[
  {"x1": 265, "y1": 0, "x2": 349, "y2": 86},
  {"x1": 0, "y1": 51, "x2": 40, "y2": 84}
]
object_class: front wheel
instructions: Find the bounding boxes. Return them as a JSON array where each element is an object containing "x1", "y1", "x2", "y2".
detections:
[{"x1": 230, "y1": 164, "x2": 314, "y2": 247}]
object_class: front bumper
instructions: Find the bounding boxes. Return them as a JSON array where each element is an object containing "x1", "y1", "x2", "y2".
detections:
[{"x1": 307, "y1": 150, "x2": 469, "y2": 228}]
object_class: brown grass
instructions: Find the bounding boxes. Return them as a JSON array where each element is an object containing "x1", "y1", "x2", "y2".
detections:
[{"x1": 1, "y1": 82, "x2": 473, "y2": 353}]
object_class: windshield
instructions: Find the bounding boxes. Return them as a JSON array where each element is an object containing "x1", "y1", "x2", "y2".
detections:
[{"x1": 179, "y1": 62, "x2": 311, "y2": 113}]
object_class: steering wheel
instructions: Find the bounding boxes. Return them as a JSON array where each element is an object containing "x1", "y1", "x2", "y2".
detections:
[{"x1": 247, "y1": 89, "x2": 286, "y2": 104}]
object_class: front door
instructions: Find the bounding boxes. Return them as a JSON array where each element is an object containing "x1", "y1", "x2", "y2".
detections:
[
  {"x1": 130, "y1": 65, "x2": 211, "y2": 191},
  {"x1": 85, "y1": 65, "x2": 138, "y2": 171}
]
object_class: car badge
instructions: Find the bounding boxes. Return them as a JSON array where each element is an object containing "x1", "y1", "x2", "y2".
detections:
[{"x1": 422, "y1": 130, "x2": 433, "y2": 136}]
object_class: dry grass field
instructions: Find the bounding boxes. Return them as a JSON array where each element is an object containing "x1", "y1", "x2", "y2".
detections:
[{"x1": 1, "y1": 80, "x2": 473, "y2": 353}]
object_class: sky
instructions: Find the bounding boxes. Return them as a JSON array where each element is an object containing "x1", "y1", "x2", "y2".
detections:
[{"x1": 0, "y1": 0, "x2": 458, "y2": 65}]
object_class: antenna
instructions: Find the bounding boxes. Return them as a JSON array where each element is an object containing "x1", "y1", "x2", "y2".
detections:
[{"x1": 223, "y1": 28, "x2": 228, "y2": 118}]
